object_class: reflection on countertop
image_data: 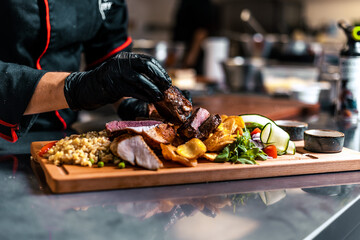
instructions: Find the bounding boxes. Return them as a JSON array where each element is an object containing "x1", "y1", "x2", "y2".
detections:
[{"x1": 0, "y1": 149, "x2": 357, "y2": 239}]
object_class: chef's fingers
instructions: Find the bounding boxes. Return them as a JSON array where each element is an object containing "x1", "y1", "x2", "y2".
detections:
[
  {"x1": 117, "y1": 98, "x2": 149, "y2": 120},
  {"x1": 126, "y1": 72, "x2": 164, "y2": 102},
  {"x1": 132, "y1": 55, "x2": 172, "y2": 91}
]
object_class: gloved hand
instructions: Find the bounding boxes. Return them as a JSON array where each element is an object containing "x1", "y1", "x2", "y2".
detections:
[
  {"x1": 117, "y1": 98, "x2": 149, "y2": 120},
  {"x1": 64, "y1": 52, "x2": 172, "y2": 110},
  {"x1": 117, "y1": 88, "x2": 192, "y2": 120},
  {"x1": 179, "y1": 89, "x2": 192, "y2": 104}
]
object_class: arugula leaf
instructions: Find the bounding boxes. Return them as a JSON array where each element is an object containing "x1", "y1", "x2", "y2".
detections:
[
  {"x1": 215, "y1": 146, "x2": 230, "y2": 162},
  {"x1": 215, "y1": 129, "x2": 267, "y2": 165}
]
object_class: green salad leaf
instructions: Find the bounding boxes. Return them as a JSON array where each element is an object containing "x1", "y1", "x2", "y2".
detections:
[
  {"x1": 215, "y1": 129, "x2": 267, "y2": 165},
  {"x1": 245, "y1": 122, "x2": 263, "y2": 132}
]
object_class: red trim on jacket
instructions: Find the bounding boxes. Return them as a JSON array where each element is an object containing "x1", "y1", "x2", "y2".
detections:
[
  {"x1": 55, "y1": 110, "x2": 67, "y2": 130},
  {"x1": 87, "y1": 36, "x2": 132, "y2": 68},
  {"x1": 0, "y1": 119, "x2": 19, "y2": 142},
  {"x1": 0, "y1": 128, "x2": 19, "y2": 143},
  {"x1": 0, "y1": 119, "x2": 17, "y2": 128},
  {"x1": 0, "y1": 0, "x2": 66, "y2": 143},
  {"x1": 36, "y1": 0, "x2": 51, "y2": 70},
  {"x1": 35, "y1": 0, "x2": 67, "y2": 130},
  {"x1": 54, "y1": 111, "x2": 67, "y2": 131}
]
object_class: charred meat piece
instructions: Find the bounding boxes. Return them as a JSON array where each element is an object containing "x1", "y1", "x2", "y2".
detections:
[
  {"x1": 106, "y1": 120, "x2": 176, "y2": 149},
  {"x1": 106, "y1": 120, "x2": 163, "y2": 138},
  {"x1": 141, "y1": 123, "x2": 176, "y2": 150},
  {"x1": 154, "y1": 86, "x2": 193, "y2": 123},
  {"x1": 198, "y1": 114, "x2": 222, "y2": 139},
  {"x1": 177, "y1": 108, "x2": 210, "y2": 139},
  {"x1": 110, "y1": 134, "x2": 163, "y2": 170}
]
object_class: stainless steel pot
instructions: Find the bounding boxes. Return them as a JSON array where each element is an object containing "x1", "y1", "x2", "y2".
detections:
[{"x1": 222, "y1": 56, "x2": 266, "y2": 92}]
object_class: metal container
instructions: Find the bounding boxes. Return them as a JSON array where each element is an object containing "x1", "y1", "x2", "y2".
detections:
[
  {"x1": 221, "y1": 57, "x2": 265, "y2": 92},
  {"x1": 275, "y1": 120, "x2": 308, "y2": 141},
  {"x1": 304, "y1": 129, "x2": 345, "y2": 153}
]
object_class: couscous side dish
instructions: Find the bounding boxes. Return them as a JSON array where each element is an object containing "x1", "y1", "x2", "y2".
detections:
[{"x1": 44, "y1": 131, "x2": 115, "y2": 167}]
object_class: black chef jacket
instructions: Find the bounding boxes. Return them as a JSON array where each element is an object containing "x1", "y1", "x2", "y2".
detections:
[{"x1": 0, "y1": 0, "x2": 132, "y2": 142}]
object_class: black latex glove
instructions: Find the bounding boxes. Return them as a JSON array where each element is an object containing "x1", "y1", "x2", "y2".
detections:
[
  {"x1": 64, "y1": 52, "x2": 172, "y2": 110},
  {"x1": 180, "y1": 89, "x2": 192, "y2": 104},
  {"x1": 117, "y1": 88, "x2": 192, "y2": 120},
  {"x1": 117, "y1": 98, "x2": 149, "y2": 120}
]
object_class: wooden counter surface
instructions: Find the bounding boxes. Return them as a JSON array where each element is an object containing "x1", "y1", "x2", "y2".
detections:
[{"x1": 193, "y1": 94, "x2": 320, "y2": 120}]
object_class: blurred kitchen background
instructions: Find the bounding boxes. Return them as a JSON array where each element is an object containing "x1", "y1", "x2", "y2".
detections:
[
  {"x1": 126, "y1": 0, "x2": 360, "y2": 109},
  {"x1": 75, "y1": 0, "x2": 360, "y2": 133},
  {"x1": 128, "y1": 0, "x2": 360, "y2": 42}
]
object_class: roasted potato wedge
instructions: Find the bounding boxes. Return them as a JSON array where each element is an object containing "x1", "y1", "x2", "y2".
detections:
[
  {"x1": 220, "y1": 115, "x2": 228, "y2": 122},
  {"x1": 201, "y1": 152, "x2": 218, "y2": 161},
  {"x1": 160, "y1": 143, "x2": 198, "y2": 167},
  {"x1": 161, "y1": 143, "x2": 177, "y2": 161},
  {"x1": 222, "y1": 116, "x2": 244, "y2": 135},
  {"x1": 227, "y1": 116, "x2": 245, "y2": 128},
  {"x1": 173, "y1": 157, "x2": 197, "y2": 167},
  {"x1": 221, "y1": 117, "x2": 236, "y2": 133},
  {"x1": 203, "y1": 131, "x2": 236, "y2": 152},
  {"x1": 176, "y1": 138, "x2": 207, "y2": 159}
]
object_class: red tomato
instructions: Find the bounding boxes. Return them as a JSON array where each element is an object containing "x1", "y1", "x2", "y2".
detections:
[
  {"x1": 251, "y1": 128, "x2": 261, "y2": 135},
  {"x1": 38, "y1": 141, "x2": 57, "y2": 157},
  {"x1": 263, "y1": 145, "x2": 277, "y2": 158}
]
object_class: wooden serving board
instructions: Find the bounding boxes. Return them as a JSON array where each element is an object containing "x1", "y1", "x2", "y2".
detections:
[{"x1": 31, "y1": 141, "x2": 360, "y2": 193}]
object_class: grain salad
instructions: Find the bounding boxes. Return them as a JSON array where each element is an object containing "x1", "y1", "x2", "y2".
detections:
[{"x1": 44, "y1": 130, "x2": 116, "y2": 167}]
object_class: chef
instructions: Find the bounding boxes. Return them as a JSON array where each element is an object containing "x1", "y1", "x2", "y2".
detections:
[{"x1": 0, "y1": 0, "x2": 171, "y2": 142}]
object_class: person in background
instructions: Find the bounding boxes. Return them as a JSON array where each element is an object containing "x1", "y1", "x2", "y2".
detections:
[
  {"x1": 172, "y1": 0, "x2": 219, "y2": 75},
  {"x1": 0, "y1": 0, "x2": 171, "y2": 143}
]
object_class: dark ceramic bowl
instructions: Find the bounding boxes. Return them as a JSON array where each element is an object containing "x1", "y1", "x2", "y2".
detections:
[
  {"x1": 304, "y1": 129, "x2": 345, "y2": 153},
  {"x1": 275, "y1": 120, "x2": 308, "y2": 141}
]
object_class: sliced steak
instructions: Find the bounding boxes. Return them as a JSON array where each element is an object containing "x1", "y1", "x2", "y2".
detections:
[
  {"x1": 110, "y1": 134, "x2": 163, "y2": 170},
  {"x1": 106, "y1": 120, "x2": 163, "y2": 138},
  {"x1": 154, "y1": 86, "x2": 192, "y2": 123},
  {"x1": 177, "y1": 107, "x2": 210, "y2": 139},
  {"x1": 198, "y1": 114, "x2": 222, "y2": 139},
  {"x1": 142, "y1": 123, "x2": 176, "y2": 150},
  {"x1": 106, "y1": 120, "x2": 176, "y2": 149}
]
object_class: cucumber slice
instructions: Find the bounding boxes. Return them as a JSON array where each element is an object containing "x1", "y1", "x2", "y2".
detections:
[
  {"x1": 267, "y1": 125, "x2": 290, "y2": 154},
  {"x1": 286, "y1": 140, "x2": 296, "y2": 155},
  {"x1": 241, "y1": 114, "x2": 291, "y2": 155},
  {"x1": 260, "y1": 123, "x2": 272, "y2": 143},
  {"x1": 241, "y1": 114, "x2": 277, "y2": 129}
]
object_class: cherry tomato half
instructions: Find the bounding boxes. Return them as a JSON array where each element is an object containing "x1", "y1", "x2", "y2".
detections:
[
  {"x1": 251, "y1": 128, "x2": 261, "y2": 135},
  {"x1": 263, "y1": 145, "x2": 277, "y2": 158}
]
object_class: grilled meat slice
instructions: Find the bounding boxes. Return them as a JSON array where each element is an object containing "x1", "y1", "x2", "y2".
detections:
[
  {"x1": 106, "y1": 120, "x2": 163, "y2": 138},
  {"x1": 110, "y1": 134, "x2": 163, "y2": 170},
  {"x1": 177, "y1": 107, "x2": 210, "y2": 139},
  {"x1": 154, "y1": 86, "x2": 192, "y2": 123},
  {"x1": 141, "y1": 123, "x2": 176, "y2": 149},
  {"x1": 106, "y1": 120, "x2": 176, "y2": 149},
  {"x1": 198, "y1": 114, "x2": 222, "y2": 139}
]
